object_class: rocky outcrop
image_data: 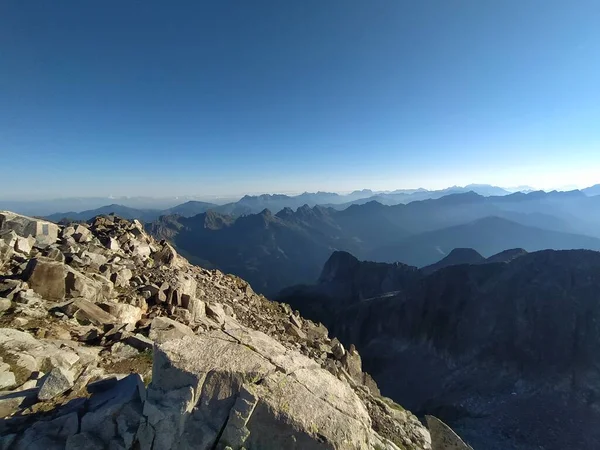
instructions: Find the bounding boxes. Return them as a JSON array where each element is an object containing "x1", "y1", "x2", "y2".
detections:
[
  {"x1": 0, "y1": 211, "x2": 452, "y2": 449},
  {"x1": 280, "y1": 250, "x2": 600, "y2": 450}
]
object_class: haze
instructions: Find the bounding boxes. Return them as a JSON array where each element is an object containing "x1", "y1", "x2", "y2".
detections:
[{"x1": 2, "y1": 0, "x2": 599, "y2": 200}]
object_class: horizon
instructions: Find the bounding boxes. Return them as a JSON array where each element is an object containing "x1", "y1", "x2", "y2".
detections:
[
  {"x1": 3, "y1": 1, "x2": 600, "y2": 198},
  {"x1": 1, "y1": 181, "x2": 599, "y2": 206}
]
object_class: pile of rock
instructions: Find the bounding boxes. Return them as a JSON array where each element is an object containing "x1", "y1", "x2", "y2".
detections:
[{"x1": 0, "y1": 211, "x2": 468, "y2": 449}]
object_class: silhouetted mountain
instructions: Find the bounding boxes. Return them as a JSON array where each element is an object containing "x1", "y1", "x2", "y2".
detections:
[
  {"x1": 583, "y1": 184, "x2": 600, "y2": 196},
  {"x1": 45, "y1": 204, "x2": 161, "y2": 223},
  {"x1": 147, "y1": 192, "x2": 600, "y2": 295},
  {"x1": 421, "y1": 248, "x2": 485, "y2": 274},
  {"x1": 162, "y1": 200, "x2": 219, "y2": 217},
  {"x1": 278, "y1": 249, "x2": 600, "y2": 450},
  {"x1": 369, "y1": 216, "x2": 600, "y2": 266},
  {"x1": 485, "y1": 248, "x2": 528, "y2": 263}
]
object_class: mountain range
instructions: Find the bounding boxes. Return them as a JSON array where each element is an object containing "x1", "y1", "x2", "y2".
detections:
[
  {"x1": 13, "y1": 183, "x2": 599, "y2": 223},
  {"x1": 147, "y1": 190, "x2": 600, "y2": 296},
  {"x1": 278, "y1": 249, "x2": 600, "y2": 450}
]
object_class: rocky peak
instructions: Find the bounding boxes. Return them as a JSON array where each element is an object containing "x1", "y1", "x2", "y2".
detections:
[
  {"x1": 0, "y1": 211, "x2": 462, "y2": 449},
  {"x1": 319, "y1": 251, "x2": 360, "y2": 283}
]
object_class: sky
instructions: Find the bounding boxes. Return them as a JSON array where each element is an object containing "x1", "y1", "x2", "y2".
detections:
[{"x1": 1, "y1": 0, "x2": 599, "y2": 199}]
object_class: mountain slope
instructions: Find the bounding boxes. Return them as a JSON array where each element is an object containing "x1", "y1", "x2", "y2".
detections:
[
  {"x1": 369, "y1": 216, "x2": 600, "y2": 266},
  {"x1": 279, "y1": 249, "x2": 600, "y2": 450}
]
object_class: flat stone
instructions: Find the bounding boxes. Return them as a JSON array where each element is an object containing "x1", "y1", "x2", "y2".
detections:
[
  {"x1": 72, "y1": 298, "x2": 117, "y2": 326},
  {"x1": 125, "y1": 333, "x2": 154, "y2": 351},
  {"x1": 149, "y1": 316, "x2": 194, "y2": 343}
]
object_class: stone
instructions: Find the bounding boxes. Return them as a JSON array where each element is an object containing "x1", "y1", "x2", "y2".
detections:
[
  {"x1": 290, "y1": 314, "x2": 302, "y2": 328},
  {"x1": 0, "y1": 211, "x2": 59, "y2": 246},
  {"x1": 206, "y1": 302, "x2": 226, "y2": 324},
  {"x1": 23, "y1": 257, "x2": 67, "y2": 301},
  {"x1": 72, "y1": 298, "x2": 117, "y2": 326},
  {"x1": 65, "y1": 267, "x2": 104, "y2": 301},
  {"x1": 81, "y1": 374, "x2": 145, "y2": 447},
  {"x1": 37, "y1": 367, "x2": 74, "y2": 401},
  {"x1": 145, "y1": 328, "x2": 382, "y2": 450},
  {"x1": 111, "y1": 342, "x2": 140, "y2": 360},
  {"x1": 72, "y1": 224, "x2": 92, "y2": 243},
  {"x1": 111, "y1": 267, "x2": 133, "y2": 287},
  {"x1": 186, "y1": 297, "x2": 206, "y2": 321},
  {"x1": 427, "y1": 416, "x2": 473, "y2": 450},
  {"x1": 285, "y1": 322, "x2": 306, "y2": 340},
  {"x1": 125, "y1": 333, "x2": 154, "y2": 351},
  {"x1": 66, "y1": 433, "x2": 106, "y2": 450},
  {"x1": 332, "y1": 341, "x2": 346, "y2": 360},
  {"x1": 100, "y1": 302, "x2": 142, "y2": 326},
  {"x1": 0, "y1": 371, "x2": 16, "y2": 389},
  {"x1": 14, "y1": 236, "x2": 34, "y2": 255},
  {"x1": 148, "y1": 316, "x2": 194, "y2": 343},
  {"x1": 0, "y1": 297, "x2": 11, "y2": 313},
  {"x1": 11, "y1": 412, "x2": 79, "y2": 450}
]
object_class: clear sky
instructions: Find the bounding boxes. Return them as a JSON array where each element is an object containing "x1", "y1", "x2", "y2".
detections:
[{"x1": 1, "y1": 0, "x2": 599, "y2": 199}]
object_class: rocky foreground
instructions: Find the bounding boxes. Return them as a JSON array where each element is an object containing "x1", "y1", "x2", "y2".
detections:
[{"x1": 0, "y1": 211, "x2": 470, "y2": 450}]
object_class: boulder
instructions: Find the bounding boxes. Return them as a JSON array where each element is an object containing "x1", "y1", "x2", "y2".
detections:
[
  {"x1": 206, "y1": 302, "x2": 226, "y2": 325},
  {"x1": 0, "y1": 211, "x2": 59, "y2": 247},
  {"x1": 72, "y1": 298, "x2": 118, "y2": 327},
  {"x1": 0, "y1": 297, "x2": 11, "y2": 313},
  {"x1": 142, "y1": 327, "x2": 387, "y2": 450},
  {"x1": 23, "y1": 257, "x2": 67, "y2": 301},
  {"x1": 100, "y1": 302, "x2": 143, "y2": 326},
  {"x1": 80, "y1": 374, "x2": 145, "y2": 448},
  {"x1": 125, "y1": 334, "x2": 154, "y2": 351},
  {"x1": 65, "y1": 268, "x2": 104, "y2": 301},
  {"x1": 148, "y1": 316, "x2": 194, "y2": 343},
  {"x1": 37, "y1": 367, "x2": 75, "y2": 401},
  {"x1": 11, "y1": 411, "x2": 79, "y2": 450},
  {"x1": 427, "y1": 416, "x2": 473, "y2": 450}
]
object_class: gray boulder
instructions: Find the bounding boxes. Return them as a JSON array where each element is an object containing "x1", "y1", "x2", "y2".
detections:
[{"x1": 0, "y1": 211, "x2": 59, "y2": 247}]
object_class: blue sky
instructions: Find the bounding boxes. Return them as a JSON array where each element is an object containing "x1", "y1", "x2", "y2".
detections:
[{"x1": 1, "y1": 0, "x2": 599, "y2": 199}]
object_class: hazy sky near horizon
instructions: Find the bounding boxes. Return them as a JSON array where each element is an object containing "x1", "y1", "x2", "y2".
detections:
[{"x1": 2, "y1": 1, "x2": 599, "y2": 199}]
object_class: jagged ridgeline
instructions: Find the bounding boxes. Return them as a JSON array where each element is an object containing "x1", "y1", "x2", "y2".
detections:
[{"x1": 0, "y1": 211, "x2": 470, "y2": 450}]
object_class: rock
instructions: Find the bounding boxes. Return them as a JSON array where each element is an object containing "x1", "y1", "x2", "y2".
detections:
[
  {"x1": 0, "y1": 297, "x2": 11, "y2": 313},
  {"x1": 332, "y1": 341, "x2": 346, "y2": 360},
  {"x1": 65, "y1": 268, "x2": 104, "y2": 301},
  {"x1": 427, "y1": 416, "x2": 473, "y2": 450},
  {"x1": 285, "y1": 322, "x2": 306, "y2": 340},
  {"x1": 66, "y1": 432, "x2": 106, "y2": 450},
  {"x1": 11, "y1": 411, "x2": 79, "y2": 450},
  {"x1": 0, "y1": 371, "x2": 16, "y2": 389},
  {"x1": 152, "y1": 242, "x2": 179, "y2": 266},
  {"x1": 206, "y1": 302, "x2": 226, "y2": 324},
  {"x1": 72, "y1": 298, "x2": 118, "y2": 327},
  {"x1": 0, "y1": 211, "x2": 59, "y2": 247},
  {"x1": 148, "y1": 316, "x2": 194, "y2": 343},
  {"x1": 72, "y1": 224, "x2": 92, "y2": 243},
  {"x1": 144, "y1": 327, "x2": 386, "y2": 450},
  {"x1": 111, "y1": 267, "x2": 133, "y2": 288},
  {"x1": 111, "y1": 342, "x2": 140, "y2": 360},
  {"x1": 80, "y1": 374, "x2": 145, "y2": 448},
  {"x1": 37, "y1": 367, "x2": 74, "y2": 401},
  {"x1": 23, "y1": 257, "x2": 67, "y2": 301},
  {"x1": 290, "y1": 314, "x2": 302, "y2": 328},
  {"x1": 125, "y1": 334, "x2": 154, "y2": 351},
  {"x1": 100, "y1": 302, "x2": 142, "y2": 326},
  {"x1": 186, "y1": 297, "x2": 206, "y2": 321},
  {"x1": 14, "y1": 236, "x2": 34, "y2": 255}
]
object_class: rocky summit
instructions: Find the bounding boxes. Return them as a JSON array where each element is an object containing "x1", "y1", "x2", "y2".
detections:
[{"x1": 0, "y1": 210, "x2": 469, "y2": 450}]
